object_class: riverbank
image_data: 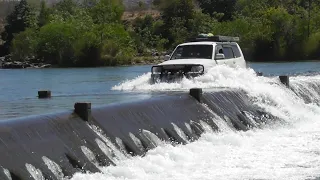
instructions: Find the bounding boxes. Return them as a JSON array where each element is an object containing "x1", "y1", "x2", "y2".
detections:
[
  {"x1": 0, "y1": 55, "x2": 165, "y2": 69},
  {"x1": 0, "y1": 55, "x2": 52, "y2": 69}
]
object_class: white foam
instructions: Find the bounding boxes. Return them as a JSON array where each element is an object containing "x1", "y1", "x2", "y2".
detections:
[
  {"x1": 184, "y1": 123, "x2": 193, "y2": 134},
  {"x1": 129, "y1": 133, "x2": 145, "y2": 152},
  {"x1": 72, "y1": 122, "x2": 320, "y2": 180},
  {"x1": 88, "y1": 124, "x2": 127, "y2": 161},
  {"x1": 115, "y1": 137, "x2": 131, "y2": 157},
  {"x1": 112, "y1": 66, "x2": 261, "y2": 92},
  {"x1": 290, "y1": 75, "x2": 320, "y2": 104},
  {"x1": 141, "y1": 130, "x2": 163, "y2": 147},
  {"x1": 25, "y1": 163, "x2": 45, "y2": 180},
  {"x1": 81, "y1": 146, "x2": 98, "y2": 167},
  {"x1": 3, "y1": 167, "x2": 11, "y2": 180},
  {"x1": 201, "y1": 104, "x2": 234, "y2": 132},
  {"x1": 72, "y1": 66, "x2": 320, "y2": 180},
  {"x1": 112, "y1": 65, "x2": 318, "y2": 124},
  {"x1": 42, "y1": 156, "x2": 65, "y2": 179},
  {"x1": 171, "y1": 123, "x2": 189, "y2": 142},
  {"x1": 199, "y1": 120, "x2": 214, "y2": 133},
  {"x1": 95, "y1": 138, "x2": 115, "y2": 161}
]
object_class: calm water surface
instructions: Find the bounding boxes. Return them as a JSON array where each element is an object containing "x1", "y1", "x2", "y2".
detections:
[{"x1": 1, "y1": 62, "x2": 320, "y2": 120}]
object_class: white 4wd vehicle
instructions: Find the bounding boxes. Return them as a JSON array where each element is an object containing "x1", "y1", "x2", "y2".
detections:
[{"x1": 151, "y1": 35, "x2": 246, "y2": 83}]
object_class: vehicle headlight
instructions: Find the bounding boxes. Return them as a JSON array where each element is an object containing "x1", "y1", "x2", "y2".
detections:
[
  {"x1": 190, "y1": 65, "x2": 204, "y2": 73},
  {"x1": 151, "y1": 66, "x2": 163, "y2": 74}
]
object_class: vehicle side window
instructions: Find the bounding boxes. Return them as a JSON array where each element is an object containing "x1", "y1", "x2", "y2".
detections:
[
  {"x1": 215, "y1": 45, "x2": 223, "y2": 60},
  {"x1": 171, "y1": 46, "x2": 183, "y2": 59},
  {"x1": 231, "y1": 45, "x2": 241, "y2": 58},
  {"x1": 222, "y1": 46, "x2": 234, "y2": 59}
]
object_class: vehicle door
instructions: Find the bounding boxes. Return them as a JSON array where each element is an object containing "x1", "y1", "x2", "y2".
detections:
[
  {"x1": 230, "y1": 43, "x2": 246, "y2": 68},
  {"x1": 215, "y1": 44, "x2": 235, "y2": 66},
  {"x1": 206, "y1": 44, "x2": 217, "y2": 69}
]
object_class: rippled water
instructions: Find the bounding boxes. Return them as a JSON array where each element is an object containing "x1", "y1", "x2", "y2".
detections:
[
  {"x1": 0, "y1": 66, "x2": 152, "y2": 120},
  {"x1": 1, "y1": 62, "x2": 320, "y2": 120}
]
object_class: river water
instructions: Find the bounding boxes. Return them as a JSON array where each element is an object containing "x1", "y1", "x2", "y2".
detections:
[
  {"x1": 2, "y1": 61, "x2": 320, "y2": 180},
  {"x1": 1, "y1": 62, "x2": 320, "y2": 120}
]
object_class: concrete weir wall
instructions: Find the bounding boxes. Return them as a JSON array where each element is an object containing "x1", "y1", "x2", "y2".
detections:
[{"x1": 0, "y1": 89, "x2": 272, "y2": 180}]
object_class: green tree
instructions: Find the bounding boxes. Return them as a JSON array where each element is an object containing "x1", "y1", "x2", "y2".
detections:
[
  {"x1": 1, "y1": 0, "x2": 34, "y2": 55},
  {"x1": 38, "y1": 1, "x2": 50, "y2": 27},
  {"x1": 303, "y1": 32, "x2": 320, "y2": 58},
  {"x1": 233, "y1": 0, "x2": 316, "y2": 61},
  {"x1": 36, "y1": 7, "x2": 96, "y2": 66},
  {"x1": 99, "y1": 24, "x2": 135, "y2": 65},
  {"x1": 161, "y1": 0, "x2": 195, "y2": 47},
  {"x1": 11, "y1": 28, "x2": 38, "y2": 61},
  {"x1": 235, "y1": 0, "x2": 269, "y2": 17},
  {"x1": 261, "y1": 7, "x2": 296, "y2": 60},
  {"x1": 36, "y1": 22, "x2": 77, "y2": 66},
  {"x1": 138, "y1": 1, "x2": 146, "y2": 10},
  {"x1": 131, "y1": 15, "x2": 167, "y2": 53},
  {"x1": 197, "y1": 0, "x2": 237, "y2": 21},
  {"x1": 189, "y1": 11, "x2": 217, "y2": 37},
  {"x1": 161, "y1": 0, "x2": 194, "y2": 27},
  {"x1": 32, "y1": 0, "x2": 134, "y2": 67},
  {"x1": 89, "y1": 0, "x2": 124, "y2": 24},
  {"x1": 53, "y1": 0, "x2": 77, "y2": 17}
]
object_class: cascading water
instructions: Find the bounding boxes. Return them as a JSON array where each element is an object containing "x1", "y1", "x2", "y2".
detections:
[{"x1": 68, "y1": 65, "x2": 320, "y2": 180}]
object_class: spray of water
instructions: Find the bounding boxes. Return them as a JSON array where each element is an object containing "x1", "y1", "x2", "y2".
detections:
[
  {"x1": 25, "y1": 163, "x2": 45, "y2": 180},
  {"x1": 72, "y1": 66, "x2": 320, "y2": 180},
  {"x1": 42, "y1": 156, "x2": 65, "y2": 179}
]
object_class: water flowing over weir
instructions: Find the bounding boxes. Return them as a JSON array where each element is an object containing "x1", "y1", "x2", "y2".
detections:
[
  {"x1": 0, "y1": 89, "x2": 273, "y2": 180},
  {"x1": 2, "y1": 66, "x2": 320, "y2": 180}
]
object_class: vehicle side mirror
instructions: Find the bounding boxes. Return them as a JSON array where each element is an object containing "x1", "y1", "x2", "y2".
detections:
[
  {"x1": 215, "y1": 53, "x2": 225, "y2": 60},
  {"x1": 164, "y1": 55, "x2": 171, "y2": 61}
]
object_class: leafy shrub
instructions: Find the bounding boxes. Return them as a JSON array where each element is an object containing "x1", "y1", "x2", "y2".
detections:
[
  {"x1": 36, "y1": 22, "x2": 77, "y2": 66},
  {"x1": 11, "y1": 28, "x2": 38, "y2": 61},
  {"x1": 303, "y1": 32, "x2": 320, "y2": 59}
]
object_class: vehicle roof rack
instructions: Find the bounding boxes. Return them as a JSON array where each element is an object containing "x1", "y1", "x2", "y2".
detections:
[{"x1": 187, "y1": 35, "x2": 240, "y2": 43}]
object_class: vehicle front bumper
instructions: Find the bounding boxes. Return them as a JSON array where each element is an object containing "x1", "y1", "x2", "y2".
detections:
[{"x1": 150, "y1": 64, "x2": 204, "y2": 83}]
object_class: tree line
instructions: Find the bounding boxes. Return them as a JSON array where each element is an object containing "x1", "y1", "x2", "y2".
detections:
[{"x1": 1, "y1": 0, "x2": 320, "y2": 67}]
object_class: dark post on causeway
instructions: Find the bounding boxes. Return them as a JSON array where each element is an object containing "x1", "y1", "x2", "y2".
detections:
[
  {"x1": 256, "y1": 72, "x2": 263, "y2": 76},
  {"x1": 189, "y1": 88, "x2": 203, "y2": 103},
  {"x1": 38, "y1": 90, "x2": 51, "y2": 98},
  {"x1": 74, "y1": 102, "x2": 91, "y2": 121},
  {"x1": 279, "y1": 76, "x2": 290, "y2": 87}
]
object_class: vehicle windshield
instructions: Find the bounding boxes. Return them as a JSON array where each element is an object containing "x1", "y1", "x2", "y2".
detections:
[{"x1": 170, "y1": 45, "x2": 213, "y2": 60}]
